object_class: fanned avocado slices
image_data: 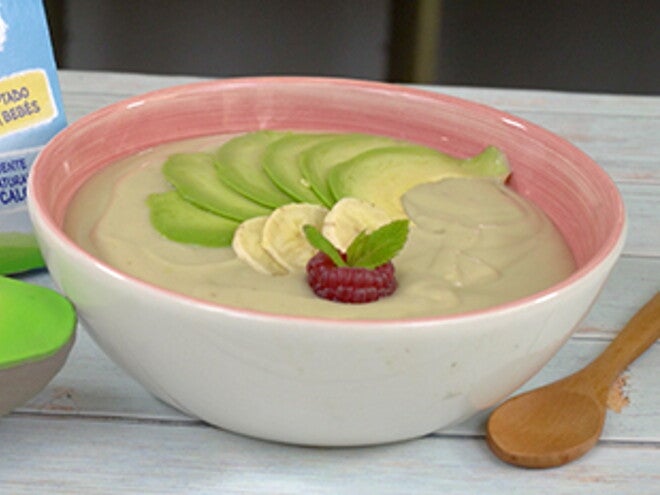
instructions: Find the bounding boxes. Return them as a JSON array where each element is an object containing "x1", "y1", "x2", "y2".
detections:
[
  {"x1": 300, "y1": 133, "x2": 403, "y2": 207},
  {"x1": 163, "y1": 152, "x2": 271, "y2": 221},
  {"x1": 147, "y1": 191, "x2": 239, "y2": 247},
  {"x1": 215, "y1": 130, "x2": 295, "y2": 208},
  {"x1": 147, "y1": 130, "x2": 511, "y2": 247},
  {"x1": 262, "y1": 132, "x2": 339, "y2": 204}
]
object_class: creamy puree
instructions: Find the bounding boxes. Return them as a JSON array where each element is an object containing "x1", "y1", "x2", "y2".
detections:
[{"x1": 64, "y1": 135, "x2": 575, "y2": 319}]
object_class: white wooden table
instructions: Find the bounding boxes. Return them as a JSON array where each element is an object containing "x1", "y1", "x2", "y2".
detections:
[{"x1": 2, "y1": 71, "x2": 658, "y2": 494}]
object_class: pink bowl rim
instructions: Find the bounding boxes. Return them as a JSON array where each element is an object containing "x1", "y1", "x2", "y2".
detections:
[{"x1": 30, "y1": 75, "x2": 627, "y2": 327}]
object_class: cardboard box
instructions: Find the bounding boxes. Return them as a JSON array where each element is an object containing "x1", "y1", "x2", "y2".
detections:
[{"x1": 0, "y1": 0, "x2": 66, "y2": 232}]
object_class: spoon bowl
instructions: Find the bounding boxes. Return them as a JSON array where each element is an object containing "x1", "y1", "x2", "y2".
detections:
[
  {"x1": 0, "y1": 275, "x2": 76, "y2": 417},
  {"x1": 487, "y1": 387, "x2": 605, "y2": 468},
  {"x1": 486, "y1": 292, "x2": 660, "y2": 468}
]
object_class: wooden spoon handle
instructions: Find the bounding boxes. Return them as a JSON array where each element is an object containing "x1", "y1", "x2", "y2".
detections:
[{"x1": 579, "y1": 292, "x2": 660, "y2": 395}]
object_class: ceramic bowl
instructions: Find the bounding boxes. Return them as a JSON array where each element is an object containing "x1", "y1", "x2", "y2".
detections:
[{"x1": 28, "y1": 77, "x2": 626, "y2": 446}]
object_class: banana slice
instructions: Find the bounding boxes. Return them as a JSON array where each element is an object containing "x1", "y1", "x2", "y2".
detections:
[
  {"x1": 322, "y1": 197, "x2": 392, "y2": 252},
  {"x1": 232, "y1": 216, "x2": 288, "y2": 275},
  {"x1": 261, "y1": 203, "x2": 329, "y2": 272}
]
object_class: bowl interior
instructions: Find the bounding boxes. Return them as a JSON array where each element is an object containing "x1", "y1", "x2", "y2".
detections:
[{"x1": 31, "y1": 77, "x2": 624, "y2": 280}]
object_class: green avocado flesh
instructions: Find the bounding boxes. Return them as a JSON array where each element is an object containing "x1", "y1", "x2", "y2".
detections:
[
  {"x1": 0, "y1": 275, "x2": 76, "y2": 369},
  {"x1": 262, "y1": 133, "x2": 338, "y2": 204},
  {"x1": 148, "y1": 191, "x2": 239, "y2": 247},
  {"x1": 300, "y1": 134, "x2": 402, "y2": 207},
  {"x1": 461, "y1": 145, "x2": 510, "y2": 179},
  {"x1": 163, "y1": 152, "x2": 271, "y2": 221},
  {"x1": 147, "y1": 131, "x2": 510, "y2": 246},
  {"x1": 214, "y1": 130, "x2": 294, "y2": 208},
  {"x1": 328, "y1": 145, "x2": 468, "y2": 218}
]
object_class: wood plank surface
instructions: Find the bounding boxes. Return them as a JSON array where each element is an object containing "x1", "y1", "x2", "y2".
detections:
[
  {"x1": 3, "y1": 71, "x2": 657, "y2": 494},
  {"x1": 1, "y1": 415, "x2": 659, "y2": 495}
]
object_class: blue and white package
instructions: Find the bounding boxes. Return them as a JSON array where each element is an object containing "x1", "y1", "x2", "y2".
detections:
[{"x1": 0, "y1": 0, "x2": 67, "y2": 233}]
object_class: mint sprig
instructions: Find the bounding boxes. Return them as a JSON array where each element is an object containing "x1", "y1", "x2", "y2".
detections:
[
  {"x1": 303, "y1": 220, "x2": 409, "y2": 269},
  {"x1": 303, "y1": 225, "x2": 348, "y2": 267}
]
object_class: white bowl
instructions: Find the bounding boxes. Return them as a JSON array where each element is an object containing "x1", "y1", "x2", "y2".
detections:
[{"x1": 28, "y1": 77, "x2": 626, "y2": 446}]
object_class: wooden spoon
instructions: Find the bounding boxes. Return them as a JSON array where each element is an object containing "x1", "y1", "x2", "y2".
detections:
[{"x1": 486, "y1": 292, "x2": 660, "y2": 468}]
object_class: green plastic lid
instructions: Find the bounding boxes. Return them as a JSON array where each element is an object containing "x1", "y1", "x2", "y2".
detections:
[
  {"x1": 0, "y1": 233, "x2": 45, "y2": 275},
  {"x1": 0, "y1": 275, "x2": 76, "y2": 369}
]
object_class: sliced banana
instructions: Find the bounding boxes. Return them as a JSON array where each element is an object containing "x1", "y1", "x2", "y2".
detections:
[
  {"x1": 322, "y1": 197, "x2": 392, "y2": 252},
  {"x1": 261, "y1": 203, "x2": 329, "y2": 272},
  {"x1": 232, "y1": 216, "x2": 288, "y2": 275}
]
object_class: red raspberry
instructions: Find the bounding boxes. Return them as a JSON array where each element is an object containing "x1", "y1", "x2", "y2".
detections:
[{"x1": 306, "y1": 252, "x2": 397, "y2": 303}]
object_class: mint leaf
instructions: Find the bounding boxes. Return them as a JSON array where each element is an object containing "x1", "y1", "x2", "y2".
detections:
[
  {"x1": 343, "y1": 230, "x2": 369, "y2": 265},
  {"x1": 346, "y1": 219, "x2": 409, "y2": 269},
  {"x1": 303, "y1": 225, "x2": 347, "y2": 267},
  {"x1": 303, "y1": 220, "x2": 409, "y2": 270}
]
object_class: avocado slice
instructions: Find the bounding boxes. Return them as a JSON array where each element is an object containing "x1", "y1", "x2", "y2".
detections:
[
  {"x1": 328, "y1": 145, "x2": 468, "y2": 218},
  {"x1": 461, "y1": 145, "x2": 511, "y2": 180},
  {"x1": 215, "y1": 130, "x2": 295, "y2": 208},
  {"x1": 262, "y1": 132, "x2": 339, "y2": 204},
  {"x1": 163, "y1": 152, "x2": 271, "y2": 222},
  {"x1": 147, "y1": 191, "x2": 239, "y2": 247},
  {"x1": 328, "y1": 145, "x2": 511, "y2": 218},
  {"x1": 300, "y1": 133, "x2": 403, "y2": 207}
]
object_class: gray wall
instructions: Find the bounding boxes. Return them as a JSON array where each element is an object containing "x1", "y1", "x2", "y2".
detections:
[
  {"x1": 58, "y1": 0, "x2": 390, "y2": 80},
  {"x1": 49, "y1": 0, "x2": 659, "y2": 95},
  {"x1": 437, "y1": 0, "x2": 659, "y2": 94}
]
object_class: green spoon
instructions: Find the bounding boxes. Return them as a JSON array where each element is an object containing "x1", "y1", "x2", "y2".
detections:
[
  {"x1": 0, "y1": 275, "x2": 77, "y2": 416},
  {"x1": 0, "y1": 232, "x2": 45, "y2": 275}
]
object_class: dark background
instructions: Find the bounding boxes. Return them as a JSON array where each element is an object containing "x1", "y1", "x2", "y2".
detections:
[{"x1": 45, "y1": 0, "x2": 659, "y2": 95}]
